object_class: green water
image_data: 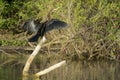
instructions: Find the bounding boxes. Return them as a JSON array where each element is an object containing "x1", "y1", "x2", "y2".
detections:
[{"x1": 0, "y1": 61, "x2": 120, "y2": 80}]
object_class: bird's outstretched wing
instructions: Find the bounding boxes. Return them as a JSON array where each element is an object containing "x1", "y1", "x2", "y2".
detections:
[
  {"x1": 25, "y1": 19, "x2": 69, "y2": 42},
  {"x1": 45, "y1": 19, "x2": 69, "y2": 33},
  {"x1": 22, "y1": 19, "x2": 41, "y2": 33}
]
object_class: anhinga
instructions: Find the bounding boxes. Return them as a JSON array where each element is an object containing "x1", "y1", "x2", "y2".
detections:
[{"x1": 22, "y1": 19, "x2": 69, "y2": 42}]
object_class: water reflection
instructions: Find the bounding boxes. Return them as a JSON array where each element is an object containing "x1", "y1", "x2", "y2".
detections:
[
  {"x1": 0, "y1": 64, "x2": 23, "y2": 80},
  {"x1": 0, "y1": 61, "x2": 120, "y2": 80},
  {"x1": 41, "y1": 61, "x2": 120, "y2": 80}
]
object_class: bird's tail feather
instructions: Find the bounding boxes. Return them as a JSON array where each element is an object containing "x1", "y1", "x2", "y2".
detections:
[{"x1": 28, "y1": 34, "x2": 40, "y2": 42}]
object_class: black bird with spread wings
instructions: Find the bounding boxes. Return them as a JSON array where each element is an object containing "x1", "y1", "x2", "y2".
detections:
[{"x1": 22, "y1": 19, "x2": 69, "y2": 42}]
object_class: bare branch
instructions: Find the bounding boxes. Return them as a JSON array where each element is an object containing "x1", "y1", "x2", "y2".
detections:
[
  {"x1": 35, "y1": 60, "x2": 66, "y2": 77},
  {"x1": 23, "y1": 36, "x2": 46, "y2": 76}
]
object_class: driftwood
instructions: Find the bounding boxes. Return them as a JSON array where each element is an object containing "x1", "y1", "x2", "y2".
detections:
[
  {"x1": 22, "y1": 36, "x2": 66, "y2": 80},
  {"x1": 35, "y1": 60, "x2": 66, "y2": 76},
  {"x1": 23, "y1": 36, "x2": 46, "y2": 75}
]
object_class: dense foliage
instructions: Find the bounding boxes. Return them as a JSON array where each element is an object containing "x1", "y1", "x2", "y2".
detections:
[{"x1": 0, "y1": 0, "x2": 120, "y2": 60}]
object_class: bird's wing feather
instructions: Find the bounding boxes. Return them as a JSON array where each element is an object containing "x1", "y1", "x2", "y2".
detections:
[
  {"x1": 22, "y1": 19, "x2": 41, "y2": 33},
  {"x1": 45, "y1": 19, "x2": 69, "y2": 33}
]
